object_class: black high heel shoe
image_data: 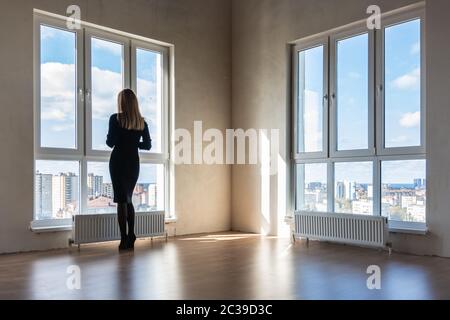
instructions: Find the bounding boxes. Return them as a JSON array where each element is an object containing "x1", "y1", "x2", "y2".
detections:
[
  {"x1": 128, "y1": 233, "x2": 137, "y2": 249},
  {"x1": 119, "y1": 237, "x2": 128, "y2": 251}
]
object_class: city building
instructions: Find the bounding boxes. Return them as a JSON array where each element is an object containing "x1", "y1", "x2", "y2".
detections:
[
  {"x1": 352, "y1": 200, "x2": 373, "y2": 215},
  {"x1": 34, "y1": 172, "x2": 53, "y2": 220},
  {"x1": 34, "y1": 172, "x2": 79, "y2": 220},
  {"x1": 88, "y1": 173, "x2": 103, "y2": 198}
]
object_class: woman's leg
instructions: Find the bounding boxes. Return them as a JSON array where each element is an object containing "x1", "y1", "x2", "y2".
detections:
[
  {"x1": 126, "y1": 203, "x2": 135, "y2": 236},
  {"x1": 127, "y1": 203, "x2": 136, "y2": 248},
  {"x1": 117, "y1": 203, "x2": 128, "y2": 249}
]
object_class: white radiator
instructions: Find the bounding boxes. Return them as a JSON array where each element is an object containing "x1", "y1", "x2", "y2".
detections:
[
  {"x1": 294, "y1": 212, "x2": 389, "y2": 249},
  {"x1": 71, "y1": 212, "x2": 166, "y2": 246}
]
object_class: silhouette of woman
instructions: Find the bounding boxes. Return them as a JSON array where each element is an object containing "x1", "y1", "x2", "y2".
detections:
[{"x1": 106, "y1": 89, "x2": 151, "y2": 250}]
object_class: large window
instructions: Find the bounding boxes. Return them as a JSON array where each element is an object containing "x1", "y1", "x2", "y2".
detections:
[
  {"x1": 34, "y1": 14, "x2": 170, "y2": 225},
  {"x1": 293, "y1": 6, "x2": 426, "y2": 230}
]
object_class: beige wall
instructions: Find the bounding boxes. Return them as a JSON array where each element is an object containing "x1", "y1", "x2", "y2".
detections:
[
  {"x1": 0, "y1": 0, "x2": 231, "y2": 253},
  {"x1": 231, "y1": 0, "x2": 450, "y2": 257}
]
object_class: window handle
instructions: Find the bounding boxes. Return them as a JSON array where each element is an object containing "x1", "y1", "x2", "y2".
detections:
[
  {"x1": 85, "y1": 89, "x2": 91, "y2": 102},
  {"x1": 78, "y1": 88, "x2": 84, "y2": 102},
  {"x1": 330, "y1": 93, "x2": 336, "y2": 106},
  {"x1": 377, "y1": 84, "x2": 383, "y2": 96}
]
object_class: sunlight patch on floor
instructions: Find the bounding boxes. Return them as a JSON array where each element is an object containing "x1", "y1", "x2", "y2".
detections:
[{"x1": 178, "y1": 233, "x2": 260, "y2": 242}]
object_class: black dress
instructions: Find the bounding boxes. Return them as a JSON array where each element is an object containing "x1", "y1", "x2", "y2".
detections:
[{"x1": 106, "y1": 114, "x2": 152, "y2": 203}]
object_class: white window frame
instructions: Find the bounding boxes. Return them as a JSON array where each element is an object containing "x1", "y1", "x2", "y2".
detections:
[
  {"x1": 376, "y1": 8, "x2": 426, "y2": 156},
  {"x1": 33, "y1": 11, "x2": 172, "y2": 229},
  {"x1": 84, "y1": 28, "x2": 131, "y2": 157},
  {"x1": 331, "y1": 158, "x2": 377, "y2": 215},
  {"x1": 292, "y1": 3, "x2": 427, "y2": 232},
  {"x1": 294, "y1": 160, "x2": 330, "y2": 212},
  {"x1": 34, "y1": 15, "x2": 84, "y2": 157},
  {"x1": 130, "y1": 39, "x2": 170, "y2": 162},
  {"x1": 292, "y1": 36, "x2": 329, "y2": 160},
  {"x1": 330, "y1": 24, "x2": 376, "y2": 158},
  {"x1": 378, "y1": 154, "x2": 427, "y2": 230}
]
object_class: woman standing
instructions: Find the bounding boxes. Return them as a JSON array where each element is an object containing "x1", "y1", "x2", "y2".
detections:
[{"x1": 106, "y1": 89, "x2": 152, "y2": 250}]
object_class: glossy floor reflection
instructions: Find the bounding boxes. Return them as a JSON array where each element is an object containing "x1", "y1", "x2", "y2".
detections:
[{"x1": 1, "y1": 233, "x2": 449, "y2": 300}]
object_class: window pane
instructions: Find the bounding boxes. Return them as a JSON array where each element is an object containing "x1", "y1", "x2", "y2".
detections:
[
  {"x1": 35, "y1": 160, "x2": 79, "y2": 220},
  {"x1": 87, "y1": 162, "x2": 165, "y2": 214},
  {"x1": 296, "y1": 163, "x2": 327, "y2": 212},
  {"x1": 135, "y1": 164, "x2": 165, "y2": 212},
  {"x1": 87, "y1": 162, "x2": 116, "y2": 214},
  {"x1": 297, "y1": 45, "x2": 324, "y2": 153},
  {"x1": 382, "y1": 160, "x2": 426, "y2": 223},
  {"x1": 334, "y1": 162, "x2": 373, "y2": 215},
  {"x1": 136, "y1": 48, "x2": 163, "y2": 153},
  {"x1": 91, "y1": 37, "x2": 124, "y2": 151},
  {"x1": 336, "y1": 33, "x2": 369, "y2": 150},
  {"x1": 40, "y1": 25, "x2": 77, "y2": 149},
  {"x1": 385, "y1": 19, "x2": 421, "y2": 148}
]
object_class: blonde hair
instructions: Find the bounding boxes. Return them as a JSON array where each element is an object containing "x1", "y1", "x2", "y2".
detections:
[{"x1": 117, "y1": 89, "x2": 145, "y2": 131}]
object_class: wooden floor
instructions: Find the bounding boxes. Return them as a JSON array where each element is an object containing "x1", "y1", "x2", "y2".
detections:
[{"x1": 1, "y1": 232, "x2": 450, "y2": 300}]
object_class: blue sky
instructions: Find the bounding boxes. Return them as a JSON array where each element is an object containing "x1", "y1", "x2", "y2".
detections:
[
  {"x1": 298, "y1": 45, "x2": 323, "y2": 153},
  {"x1": 337, "y1": 33, "x2": 369, "y2": 150},
  {"x1": 39, "y1": 25, "x2": 161, "y2": 183},
  {"x1": 385, "y1": 19, "x2": 421, "y2": 147},
  {"x1": 299, "y1": 19, "x2": 423, "y2": 183}
]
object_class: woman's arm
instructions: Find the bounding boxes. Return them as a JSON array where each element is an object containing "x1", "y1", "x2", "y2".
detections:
[
  {"x1": 139, "y1": 122, "x2": 152, "y2": 150},
  {"x1": 106, "y1": 115, "x2": 117, "y2": 148}
]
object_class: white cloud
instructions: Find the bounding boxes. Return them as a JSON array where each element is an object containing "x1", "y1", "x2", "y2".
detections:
[
  {"x1": 137, "y1": 77, "x2": 158, "y2": 120},
  {"x1": 41, "y1": 62, "x2": 158, "y2": 124},
  {"x1": 91, "y1": 67, "x2": 123, "y2": 120},
  {"x1": 347, "y1": 97, "x2": 356, "y2": 106},
  {"x1": 335, "y1": 162, "x2": 372, "y2": 184},
  {"x1": 40, "y1": 25, "x2": 75, "y2": 41},
  {"x1": 410, "y1": 42, "x2": 420, "y2": 55},
  {"x1": 390, "y1": 135, "x2": 408, "y2": 143},
  {"x1": 41, "y1": 63, "x2": 76, "y2": 98},
  {"x1": 303, "y1": 90, "x2": 322, "y2": 152},
  {"x1": 41, "y1": 63, "x2": 76, "y2": 121},
  {"x1": 42, "y1": 109, "x2": 68, "y2": 121},
  {"x1": 381, "y1": 159, "x2": 425, "y2": 184},
  {"x1": 392, "y1": 68, "x2": 420, "y2": 90},
  {"x1": 40, "y1": 26, "x2": 58, "y2": 40},
  {"x1": 90, "y1": 69, "x2": 158, "y2": 122},
  {"x1": 51, "y1": 124, "x2": 74, "y2": 132},
  {"x1": 399, "y1": 111, "x2": 421, "y2": 128},
  {"x1": 92, "y1": 38, "x2": 123, "y2": 56}
]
